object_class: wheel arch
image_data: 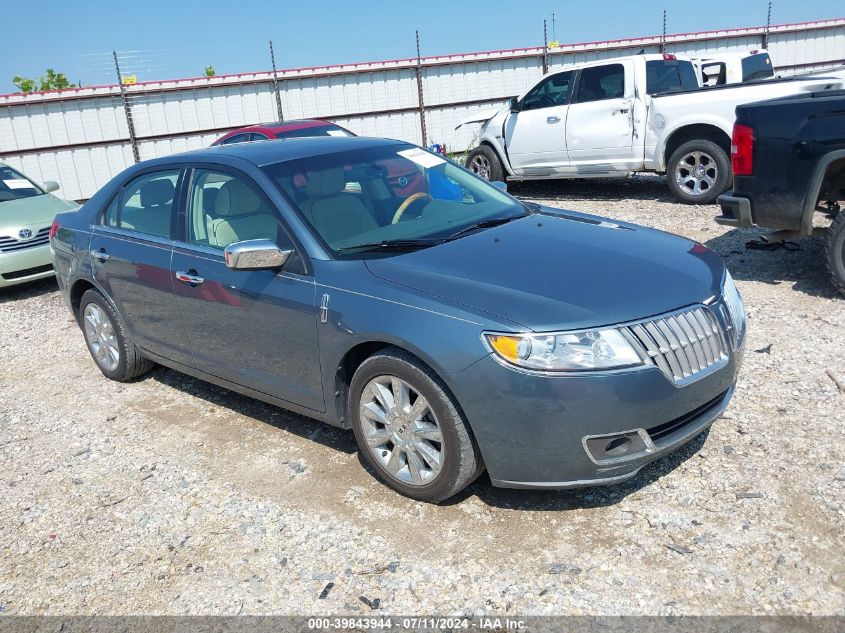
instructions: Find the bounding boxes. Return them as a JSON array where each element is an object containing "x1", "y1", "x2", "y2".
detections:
[
  {"x1": 662, "y1": 123, "x2": 731, "y2": 172},
  {"x1": 69, "y1": 278, "x2": 101, "y2": 324},
  {"x1": 802, "y1": 150, "x2": 845, "y2": 235},
  {"x1": 477, "y1": 139, "x2": 514, "y2": 176}
]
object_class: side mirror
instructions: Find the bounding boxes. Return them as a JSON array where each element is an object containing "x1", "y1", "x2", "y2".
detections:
[
  {"x1": 224, "y1": 239, "x2": 291, "y2": 271},
  {"x1": 43, "y1": 181, "x2": 60, "y2": 193},
  {"x1": 490, "y1": 181, "x2": 508, "y2": 192},
  {"x1": 509, "y1": 96, "x2": 521, "y2": 113}
]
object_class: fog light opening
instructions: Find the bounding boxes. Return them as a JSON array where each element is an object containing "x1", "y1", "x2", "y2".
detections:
[{"x1": 604, "y1": 436, "x2": 631, "y2": 457}]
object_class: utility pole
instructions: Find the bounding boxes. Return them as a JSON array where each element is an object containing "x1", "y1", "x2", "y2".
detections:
[
  {"x1": 763, "y1": 2, "x2": 772, "y2": 48},
  {"x1": 269, "y1": 40, "x2": 284, "y2": 121},
  {"x1": 113, "y1": 51, "x2": 140, "y2": 164},
  {"x1": 660, "y1": 10, "x2": 667, "y2": 53},
  {"x1": 542, "y1": 19, "x2": 549, "y2": 74},
  {"x1": 551, "y1": 12, "x2": 557, "y2": 42},
  {"x1": 414, "y1": 30, "x2": 428, "y2": 147}
]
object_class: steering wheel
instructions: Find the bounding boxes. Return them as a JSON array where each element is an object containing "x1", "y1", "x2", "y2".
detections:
[{"x1": 391, "y1": 192, "x2": 432, "y2": 224}]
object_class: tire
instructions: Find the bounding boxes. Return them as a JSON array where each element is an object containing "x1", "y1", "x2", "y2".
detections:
[
  {"x1": 666, "y1": 139, "x2": 731, "y2": 205},
  {"x1": 349, "y1": 347, "x2": 483, "y2": 503},
  {"x1": 465, "y1": 145, "x2": 504, "y2": 182},
  {"x1": 827, "y1": 210, "x2": 845, "y2": 297},
  {"x1": 79, "y1": 289, "x2": 154, "y2": 381}
]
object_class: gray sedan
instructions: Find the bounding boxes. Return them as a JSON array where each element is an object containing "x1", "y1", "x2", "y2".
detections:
[{"x1": 51, "y1": 136, "x2": 745, "y2": 502}]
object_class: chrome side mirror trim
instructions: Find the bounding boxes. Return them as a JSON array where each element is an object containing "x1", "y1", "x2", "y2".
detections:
[{"x1": 224, "y1": 239, "x2": 291, "y2": 271}]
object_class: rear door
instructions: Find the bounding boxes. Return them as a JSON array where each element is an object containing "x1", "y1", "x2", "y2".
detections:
[
  {"x1": 89, "y1": 168, "x2": 192, "y2": 364},
  {"x1": 503, "y1": 70, "x2": 574, "y2": 174},
  {"x1": 565, "y1": 62, "x2": 637, "y2": 170},
  {"x1": 170, "y1": 166, "x2": 324, "y2": 412}
]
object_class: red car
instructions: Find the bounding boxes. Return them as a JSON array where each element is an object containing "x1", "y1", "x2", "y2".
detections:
[{"x1": 212, "y1": 119, "x2": 355, "y2": 145}]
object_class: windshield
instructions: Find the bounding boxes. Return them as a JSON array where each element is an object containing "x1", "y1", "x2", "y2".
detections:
[
  {"x1": 262, "y1": 143, "x2": 525, "y2": 255},
  {"x1": 275, "y1": 125, "x2": 353, "y2": 139},
  {"x1": 0, "y1": 165, "x2": 44, "y2": 202},
  {"x1": 741, "y1": 53, "x2": 774, "y2": 82}
]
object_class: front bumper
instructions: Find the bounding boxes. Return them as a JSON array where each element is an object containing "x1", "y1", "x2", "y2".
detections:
[
  {"x1": 452, "y1": 343, "x2": 743, "y2": 489},
  {"x1": 0, "y1": 243, "x2": 55, "y2": 288},
  {"x1": 715, "y1": 193, "x2": 754, "y2": 228}
]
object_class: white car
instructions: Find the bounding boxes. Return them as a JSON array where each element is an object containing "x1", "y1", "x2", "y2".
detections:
[{"x1": 461, "y1": 54, "x2": 843, "y2": 203}]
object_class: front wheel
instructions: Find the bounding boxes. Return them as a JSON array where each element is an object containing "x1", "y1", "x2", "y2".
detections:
[
  {"x1": 465, "y1": 145, "x2": 504, "y2": 182},
  {"x1": 349, "y1": 348, "x2": 483, "y2": 502},
  {"x1": 827, "y1": 210, "x2": 845, "y2": 297},
  {"x1": 666, "y1": 139, "x2": 731, "y2": 205}
]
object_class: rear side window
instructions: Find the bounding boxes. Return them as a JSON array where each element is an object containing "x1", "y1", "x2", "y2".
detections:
[
  {"x1": 575, "y1": 64, "x2": 626, "y2": 103},
  {"x1": 646, "y1": 60, "x2": 700, "y2": 94},
  {"x1": 219, "y1": 133, "x2": 251, "y2": 145},
  {"x1": 103, "y1": 170, "x2": 180, "y2": 239},
  {"x1": 742, "y1": 53, "x2": 774, "y2": 82}
]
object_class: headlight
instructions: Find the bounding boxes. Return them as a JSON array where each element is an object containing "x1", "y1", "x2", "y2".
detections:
[
  {"x1": 722, "y1": 270, "x2": 746, "y2": 347},
  {"x1": 484, "y1": 329, "x2": 644, "y2": 372}
]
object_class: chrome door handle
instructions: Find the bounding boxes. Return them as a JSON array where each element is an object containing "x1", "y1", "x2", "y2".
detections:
[
  {"x1": 175, "y1": 271, "x2": 204, "y2": 285},
  {"x1": 91, "y1": 250, "x2": 110, "y2": 262},
  {"x1": 612, "y1": 108, "x2": 630, "y2": 116},
  {"x1": 546, "y1": 116, "x2": 560, "y2": 123}
]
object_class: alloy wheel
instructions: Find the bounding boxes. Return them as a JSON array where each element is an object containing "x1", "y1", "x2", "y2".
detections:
[
  {"x1": 469, "y1": 154, "x2": 491, "y2": 180},
  {"x1": 359, "y1": 375, "x2": 444, "y2": 486},
  {"x1": 83, "y1": 303, "x2": 120, "y2": 372},
  {"x1": 675, "y1": 151, "x2": 718, "y2": 196}
]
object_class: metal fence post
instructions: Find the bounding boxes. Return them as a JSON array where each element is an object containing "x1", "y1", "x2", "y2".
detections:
[
  {"x1": 660, "y1": 10, "x2": 667, "y2": 53},
  {"x1": 269, "y1": 41, "x2": 284, "y2": 121},
  {"x1": 763, "y1": 2, "x2": 772, "y2": 48},
  {"x1": 543, "y1": 19, "x2": 549, "y2": 74},
  {"x1": 414, "y1": 31, "x2": 428, "y2": 147},
  {"x1": 113, "y1": 51, "x2": 140, "y2": 163}
]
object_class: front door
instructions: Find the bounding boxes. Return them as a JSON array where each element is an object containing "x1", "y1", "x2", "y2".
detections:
[
  {"x1": 504, "y1": 70, "x2": 574, "y2": 175},
  {"x1": 171, "y1": 167, "x2": 324, "y2": 412},
  {"x1": 90, "y1": 168, "x2": 192, "y2": 365},
  {"x1": 565, "y1": 62, "x2": 636, "y2": 171}
]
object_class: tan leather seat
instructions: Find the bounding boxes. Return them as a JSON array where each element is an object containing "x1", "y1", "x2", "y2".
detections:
[
  {"x1": 301, "y1": 168, "x2": 378, "y2": 245},
  {"x1": 208, "y1": 179, "x2": 277, "y2": 248}
]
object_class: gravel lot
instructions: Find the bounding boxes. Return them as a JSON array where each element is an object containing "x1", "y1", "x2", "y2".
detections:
[{"x1": 1, "y1": 176, "x2": 843, "y2": 616}]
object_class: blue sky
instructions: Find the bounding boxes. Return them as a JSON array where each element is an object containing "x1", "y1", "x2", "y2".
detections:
[{"x1": 2, "y1": 0, "x2": 841, "y2": 92}]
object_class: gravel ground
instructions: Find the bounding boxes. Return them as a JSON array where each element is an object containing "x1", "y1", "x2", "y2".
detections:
[{"x1": 1, "y1": 175, "x2": 843, "y2": 616}]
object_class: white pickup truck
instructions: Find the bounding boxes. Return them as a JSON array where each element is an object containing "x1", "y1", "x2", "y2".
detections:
[{"x1": 460, "y1": 54, "x2": 844, "y2": 203}]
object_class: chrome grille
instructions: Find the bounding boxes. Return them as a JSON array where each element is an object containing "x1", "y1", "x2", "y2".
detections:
[
  {"x1": 0, "y1": 227, "x2": 50, "y2": 253},
  {"x1": 623, "y1": 306, "x2": 728, "y2": 384}
]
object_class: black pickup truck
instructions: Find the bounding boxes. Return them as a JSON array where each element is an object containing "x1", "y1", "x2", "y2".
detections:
[{"x1": 716, "y1": 88, "x2": 845, "y2": 296}]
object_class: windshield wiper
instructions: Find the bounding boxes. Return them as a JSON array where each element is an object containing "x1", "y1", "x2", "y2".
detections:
[
  {"x1": 446, "y1": 214, "x2": 525, "y2": 240},
  {"x1": 335, "y1": 238, "x2": 443, "y2": 253}
]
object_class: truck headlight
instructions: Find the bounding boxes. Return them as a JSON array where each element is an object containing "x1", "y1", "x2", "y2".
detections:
[{"x1": 484, "y1": 329, "x2": 644, "y2": 372}]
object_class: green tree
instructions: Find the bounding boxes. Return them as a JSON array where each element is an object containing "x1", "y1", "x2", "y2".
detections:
[
  {"x1": 204, "y1": 66, "x2": 216, "y2": 77},
  {"x1": 12, "y1": 68, "x2": 78, "y2": 93}
]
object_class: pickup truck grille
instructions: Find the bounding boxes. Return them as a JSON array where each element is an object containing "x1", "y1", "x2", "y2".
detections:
[
  {"x1": 0, "y1": 227, "x2": 51, "y2": 253},
  {"x1": 623, "y1": 306, "x2": 728, "y2": 384}
]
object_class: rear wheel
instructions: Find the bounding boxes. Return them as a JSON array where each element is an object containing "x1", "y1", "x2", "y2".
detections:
[
  {"x1": 349, "y1": 348, "x2": 483, "y2": 502},
  {"x1": 79, "y1": 289, "x2": 154, "y2": 381},
  {"x1": 666, "y1": 139, "x2": 731, "y2": 204},
  {"x1": 827, "y1": 210, "x2": 845, "y2": 297},
  {"x1": 465, "y1": 145, "x2": 504, "y2": 182}
]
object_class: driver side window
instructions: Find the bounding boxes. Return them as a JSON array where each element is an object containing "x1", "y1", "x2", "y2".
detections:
[{"x1": 521, "y1": 71, "x2": 573, "y2": 111}]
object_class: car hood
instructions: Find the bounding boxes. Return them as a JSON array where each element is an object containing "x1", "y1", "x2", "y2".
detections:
[
  {"x1": 0, "y1": 194, "x2": 78, "y2": 233},
  {"x1": 365, "y1": 208, "x2": 725, "y2": 332}
]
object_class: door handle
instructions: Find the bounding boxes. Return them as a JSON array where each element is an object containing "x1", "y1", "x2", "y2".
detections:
[
  {"x1": 175, "y1": 270, "x2": 204, "y2": 285},
  {"x1": 91, "y1": 249, "x2": 110, "y2": 262},
  {"x1": 612, "y1": 108, "x2": 630, "y2": 116},
  {"x1": 546, "y1": 116, "x2": 560, "y2": 124}
]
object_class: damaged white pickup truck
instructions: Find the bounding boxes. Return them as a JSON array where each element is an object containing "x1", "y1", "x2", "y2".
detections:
[{"x1": 460, "y1": 54, "x2": 843, "y2": 204}]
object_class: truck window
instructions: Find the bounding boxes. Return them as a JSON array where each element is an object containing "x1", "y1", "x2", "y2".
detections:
[
  {"x1": 741, "y1": 53, "x2": 774, "y2": 82},
  {"x1": 575, "y1": 64, "x2": 625, "y2": 103},
  {"x1": 646, "y1": 59, "x2": 700, "y2": 94},
  {"x1": 700, "y1": 62, "x2": 727, "y2": 86},
  {"x1": 521, "y1": 71, "x2": 574, "y2": 111}
]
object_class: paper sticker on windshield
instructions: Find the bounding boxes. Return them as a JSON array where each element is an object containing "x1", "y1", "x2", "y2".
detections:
[
  {"x1": 397, "y1": 148, "x2": 445, "y2": 168},
  {"x1": 3, "y1": 179, "x2": 34, "y2": 189},
  {"x1": 326, "y1": 130, "x2": 349, "y2": 137}
]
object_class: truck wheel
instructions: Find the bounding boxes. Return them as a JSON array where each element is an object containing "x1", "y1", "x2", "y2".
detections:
[
  {"x1": 827, "y1": 210, "x2": 845, "y2": 297},
  {"x1": 667, "y1": 139, "x2": 731, "y2": 205},
  {"x1": 466, "y1": 146, "x2": 504, "y2": 182}
]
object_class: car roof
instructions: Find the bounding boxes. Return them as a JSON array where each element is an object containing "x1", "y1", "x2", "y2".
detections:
[{"x1": 153, "y1": 136, "x2": 407, "y2": 168}]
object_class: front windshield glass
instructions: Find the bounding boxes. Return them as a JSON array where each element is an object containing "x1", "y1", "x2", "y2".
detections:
[
  {"x1": 261, "y1": 143, "x2": 526, "y2": 254},
  {"x1": 0, "y1": 165, "x2": 44, "y2": 203}
]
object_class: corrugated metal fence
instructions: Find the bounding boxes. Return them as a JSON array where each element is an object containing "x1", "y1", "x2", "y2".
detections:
[{"x1": 1, "y1": 18, "x2": 844, "y2": 200}]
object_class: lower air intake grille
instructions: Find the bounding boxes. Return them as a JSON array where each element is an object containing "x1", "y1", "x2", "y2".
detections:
[{"x1": 623, "y1": 306, "x2": 728, "y2": 384}]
